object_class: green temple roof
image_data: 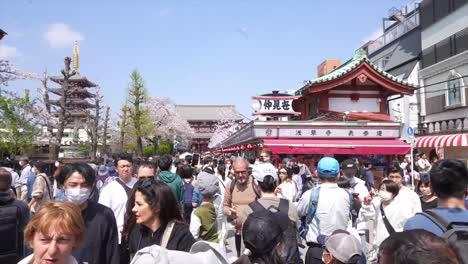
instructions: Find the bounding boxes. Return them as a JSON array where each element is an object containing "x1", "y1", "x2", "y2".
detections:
[{"x1": 295, "y1": 49, "x2": 417, "y2": 96}]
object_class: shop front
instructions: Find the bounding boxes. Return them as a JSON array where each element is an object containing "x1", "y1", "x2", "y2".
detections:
[{"x1": 415, "y1": 133, "x2": 468, "y2": 165}]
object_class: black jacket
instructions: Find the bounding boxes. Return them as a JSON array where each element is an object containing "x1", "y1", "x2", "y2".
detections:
[
  {"x1": 72, "y1": 201, "x2": 120, "y2": 264},
  {"x1": 128, "y1": 222, "x2": 195, "y2": 255},
  {"x1": 0, "y1": 191, "x2": 30, "y2": 263}
]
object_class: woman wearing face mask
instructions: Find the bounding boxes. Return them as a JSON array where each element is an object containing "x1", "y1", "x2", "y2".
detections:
[
  {"x1": 417, "y1": 176, "x2": 438, "y2": 211},
  {"x1": 357, "y1": 180, "x2": 413, "y2": 263},
  {"x1": 56, "y1": 162, "x2": 120, "y2": 264}
]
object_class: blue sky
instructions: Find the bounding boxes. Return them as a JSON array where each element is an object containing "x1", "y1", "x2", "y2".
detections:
[{"x1": 1, "y1": 0, "x2": 413, "y2": 120}]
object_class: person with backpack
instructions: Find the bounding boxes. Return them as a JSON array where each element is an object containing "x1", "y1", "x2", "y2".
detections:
[
  {"x1": 159, "y1": 154, "x2": 185, "y2": 213},
  {"x1": 28, "y1": 161, "x2": 52, "y2": 214},
  {"x1": 297, "y1": 157, "x2": 351, "y2": 264},
  {"x1": 223, "y1": 157, "x2": 260, "y2": 257},
  {"x1": 404, "y1": 159, "x2": 468, "y2": 263},
  {"x1": 99, "y1": 153, "x2": 137, "y2": 264},
  {"x1": 0, "y1": 168, "x2": 30, "y2": 264},
  {"x1": 243, "y1": 167, "x2": 302, "y2": 264},
  {"x1": 378, "y1": 229, "x2": 464, "y2": 264},
  {"x1": 233, "y1": 209, "x2": 288, "y2": 264},
  {"x1": 190, "y1": 171, "x2": 220, "y2": 242},
  {"x1": 178, "y1": 164, "x2": 196, "y2": 223}
]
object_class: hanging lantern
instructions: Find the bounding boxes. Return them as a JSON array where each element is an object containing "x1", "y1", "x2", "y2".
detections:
[
  {"x1": 247, "y1": 144, "x2": 253, "y2": 150},
  {"x1": 240, "y1": 145, "x2": 246, "y2": 151},
  {"x1": 236, "y1": 146, "x2": 240, "y2": 151}
]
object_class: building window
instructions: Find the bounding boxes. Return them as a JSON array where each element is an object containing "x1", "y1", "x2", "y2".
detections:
[{"x1": 446, "y1": 71, "x2": 465, "y2": 107}]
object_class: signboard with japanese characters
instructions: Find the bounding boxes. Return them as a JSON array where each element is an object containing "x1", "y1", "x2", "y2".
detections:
[
  {"x1": 278, "y1": 127, "x2": 400, "y2": 139},
  {"x1": 252, "y1": 92, "x2": 301, "y2": 116}
]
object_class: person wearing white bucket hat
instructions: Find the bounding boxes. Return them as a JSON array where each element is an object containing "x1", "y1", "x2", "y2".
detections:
[{"x1": 130, "y1": 241, "x2": 229, "y2": 264}]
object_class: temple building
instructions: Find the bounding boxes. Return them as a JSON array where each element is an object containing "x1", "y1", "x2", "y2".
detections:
[
  {"x1": 215, "y1": 50, "x2": 417, "y2": 181},
  {"x1": 175, "y1": 105, "x2": 243, "y2": 153}
]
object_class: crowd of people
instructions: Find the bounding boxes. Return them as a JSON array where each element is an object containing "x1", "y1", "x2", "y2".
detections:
[{"x1": 0, "y1": 150, "x2": 467, "y2": 264}]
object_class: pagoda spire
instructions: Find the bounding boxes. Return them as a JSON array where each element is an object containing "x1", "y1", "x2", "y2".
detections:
[{"x1": 73, "y1": 40, "x2": 79, "y2": 73}]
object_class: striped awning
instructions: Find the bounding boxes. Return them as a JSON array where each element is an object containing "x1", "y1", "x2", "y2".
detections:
[{"x1": 415, "y1": 133, "x2": 468, "y2": 148}]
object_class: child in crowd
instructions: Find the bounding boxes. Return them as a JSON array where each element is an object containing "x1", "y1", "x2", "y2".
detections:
[{"x1": 190, "y1": 171, "x2": 220, "y2": 242}]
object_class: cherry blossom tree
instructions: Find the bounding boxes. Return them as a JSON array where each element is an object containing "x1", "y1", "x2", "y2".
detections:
[{"x1": 208, "y1": 108, "x2": 243, "y2": 149}]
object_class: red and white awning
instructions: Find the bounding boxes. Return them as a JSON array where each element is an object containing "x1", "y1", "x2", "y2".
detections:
[{"x1": 415, "y1": 133, "x2": 468, "y2": 148}]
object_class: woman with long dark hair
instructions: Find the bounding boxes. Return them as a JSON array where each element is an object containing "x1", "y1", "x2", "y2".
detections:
[{"x1": 122, "y1": 178, "x2": 195, "y2": 260}]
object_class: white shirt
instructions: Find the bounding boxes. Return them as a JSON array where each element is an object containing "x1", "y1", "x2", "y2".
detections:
[
  {"x1": 98, "y1": 177, "x2": 137, "y2": 243},
  {"x1": 358, "y1": 197, "x2": 415, "y2": 250},
  {"x1": 19, "y1": 165, "x2": 32, "y2": 185},
  {"x1": 277, "y1": 181, "x2": 297, "y2": 203},
  {"x1": 394, "y1": 186, "x2": 422, "y2": 216},
  {"x1": 417, "y1": 158, "x2": 431, "y2": 172},
  {"x1": 297, "y1": 183, "x2": 351, "y2": 243},
  {"x1": 348, "y1": 176, "x2": 368, "y2": 201},
  {"x1": 292, "y1": 174, "x2": 303, "y2": 199}
]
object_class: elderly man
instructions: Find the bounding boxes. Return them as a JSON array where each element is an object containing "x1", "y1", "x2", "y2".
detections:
[{"x1": 223, "y1": 157, "x2": 260, "y2": 257}]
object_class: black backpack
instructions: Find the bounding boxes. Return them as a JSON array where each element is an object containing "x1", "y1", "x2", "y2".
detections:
[
  {"x1": 249, "y1": 199, "x2": 303, "y2": 264},
  {"x1": 0, "y1": 204, "x2": 23, "y2": 264},
  {"x1": 418, "y1": 209, "x2": 468, "y2": 264}
]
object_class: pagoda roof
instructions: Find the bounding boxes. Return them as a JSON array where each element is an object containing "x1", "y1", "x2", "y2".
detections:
[
  {"x1": 295, "y1": 49, "x2": 417, "y2": 96},
  {"x1": 50, "y1": 73, "x2": 98, "y2": 88},
  {"x1": 175, "y1": 105, "x2": 243, "y2": 121},
  {"x1": 49, "y1": 87, "x2": 95, "y2": 98}
]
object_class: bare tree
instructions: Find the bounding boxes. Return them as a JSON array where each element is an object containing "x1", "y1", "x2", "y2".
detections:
[
  {"x1": 86, "y1": 88, "x2": 102, "y2": 160},
  {"x1": 42, "y1": 57, "x2": 76, "y2": 160}
]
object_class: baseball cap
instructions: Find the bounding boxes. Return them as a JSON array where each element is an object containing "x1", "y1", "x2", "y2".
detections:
[
  {"x1": 324, "y1": 230, "x2": 361, "y2": 264},
  {"x1": 242, "y1": 209, "x2": 286, "y2": 255},
  {"x1": 252, "y1": 163, "x2": 278, "y2": 182},
  {"x1": 341, "y1": 159, "x2": 358, "y2": 174},
  {"x1": 317, "y1": 157, "x2": 340, "y2": 177}
]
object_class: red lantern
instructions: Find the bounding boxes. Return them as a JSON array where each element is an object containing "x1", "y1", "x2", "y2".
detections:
[
  {"x1": 247, "y1": 144, "x2": 253, "y2": 150},
  {"x1": 240, "y1": 145, "x2": 246, "y2": 151},
  {"x1": 236, "y1": 146, "x2": 240, "y2": 151}
]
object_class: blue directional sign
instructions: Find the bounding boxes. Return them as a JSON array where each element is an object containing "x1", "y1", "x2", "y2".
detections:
[{"x1": 407, "y1": 127, "x2": 414, "y2": 136}]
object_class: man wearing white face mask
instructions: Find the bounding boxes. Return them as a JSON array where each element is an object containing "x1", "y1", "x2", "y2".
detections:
[
  {"x1": 56, "y1": 162, "x2": 120, "y2": 264},
  {"x1": 357, "y1": 180, "x2": 414, "y2": 263}
]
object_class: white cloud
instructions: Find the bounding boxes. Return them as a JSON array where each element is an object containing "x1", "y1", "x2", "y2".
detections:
[
  {"x1": 362, "y1": 29, "x2": 383, "y2": 44},
  {"x1": 0, "y1": 45, "x2": 21, "y2": 59},
  {"x1": 45, "y1": 22, "x2": 84, "y2": 48}
]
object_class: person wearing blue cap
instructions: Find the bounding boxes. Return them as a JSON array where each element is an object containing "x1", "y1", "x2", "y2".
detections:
[{"x1": 297, "y1": 157, "x2": 352, "y2": 264}]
